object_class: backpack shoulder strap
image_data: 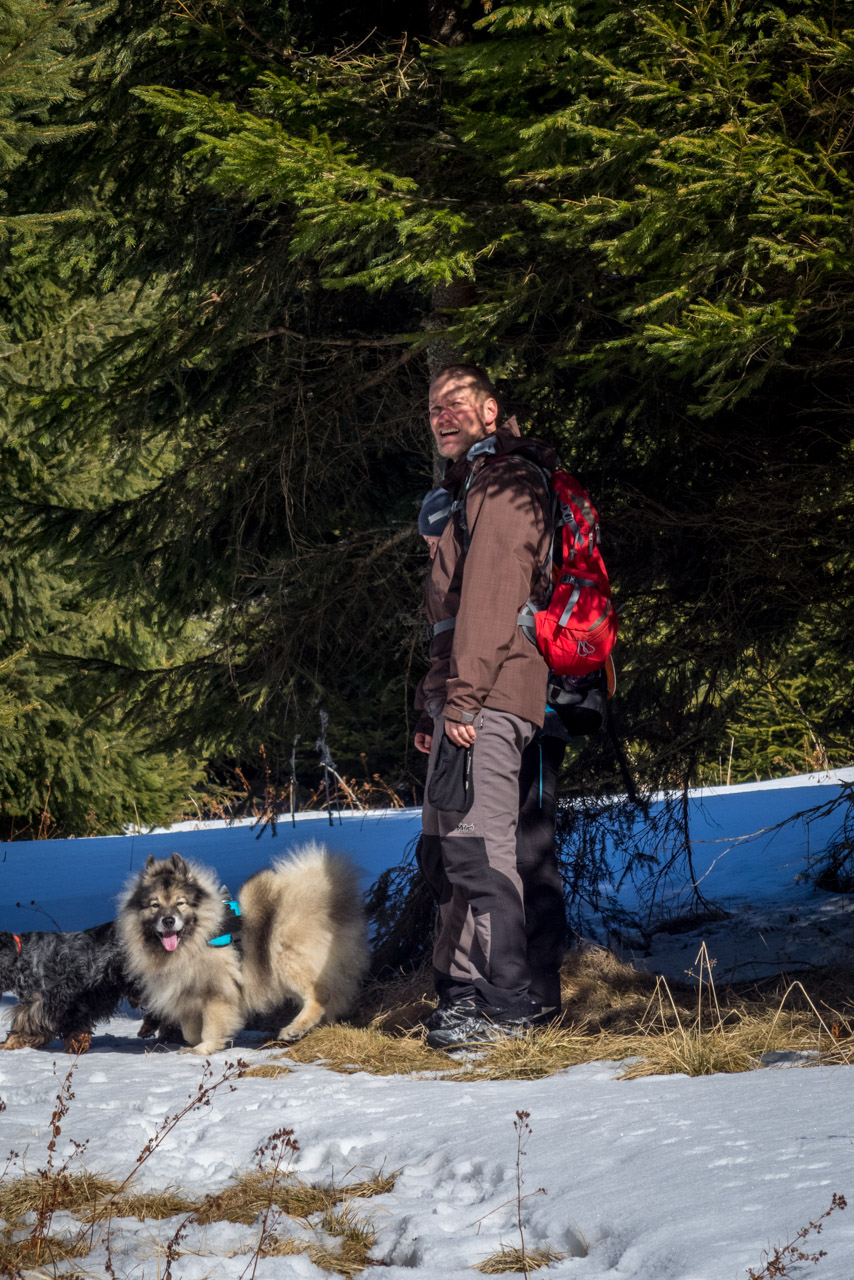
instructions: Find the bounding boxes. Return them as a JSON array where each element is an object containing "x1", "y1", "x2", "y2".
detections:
[{"x1": 452, "y1": 445, "x2": 554, "y2": 556}]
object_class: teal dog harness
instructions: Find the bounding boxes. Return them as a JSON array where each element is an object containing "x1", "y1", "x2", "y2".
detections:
[{"x1": 208, "y1": 899, "x2": 242, "y2": 948}]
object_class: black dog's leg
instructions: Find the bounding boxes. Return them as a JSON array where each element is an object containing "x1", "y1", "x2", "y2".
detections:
[{"x1": 1, "y1": 995, "x2": 53, "y2": 1050}]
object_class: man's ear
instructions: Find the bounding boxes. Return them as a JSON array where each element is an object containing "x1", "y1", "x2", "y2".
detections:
[{"x1": 482, "y1": 396, "x2": 499, "y2": 429}]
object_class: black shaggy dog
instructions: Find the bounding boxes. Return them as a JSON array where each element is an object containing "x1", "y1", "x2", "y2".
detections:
[{"x1": 0, "y1": 922, "x2": 135, "y2": 1053}]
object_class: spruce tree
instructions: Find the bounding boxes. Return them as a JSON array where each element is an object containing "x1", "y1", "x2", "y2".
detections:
[
  {"x1": 114, "y1": 0, "x2": 854, "y2": 788},
  {"x1": 6, "y1": 0, "x2": 854, "y2": 832},
  {"x1": 5, "y1": 1, "x2": 437, "y2": 816},
  {"x1": 0, "y1": 0, "x2": 208, "y2": 837}
]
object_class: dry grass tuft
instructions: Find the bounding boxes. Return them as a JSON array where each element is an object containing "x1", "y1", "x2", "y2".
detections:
[
  {"x1": 613, "y1": 957, "x2": 757, "y2": 1079},
  {"x1": 619, "y1": 1031, "x2": 755, "y2": 1079},
  {"x1": 91, "y1": 1187, "x2": 198, "y2": 1222},
  {"x1": 0, "y1": 1171, "x2": 120, "y2": 1225},
  {"x1": 225, "y1": 1185, "x2": 386, "y2": 1274},
  {"x1": 242, "y1": 1061, "x2": 293, "y2": 1079},
  {"x1": 306, "y1": 1241, "x2": 374, "y2": 1275},
  {"x1": 309, "y1": 1204, "x2": 378, "y2": 1275},
  {"x1": 196, "y1": 1170, "x2": 325, "y2": 1225},
  {"x1": 259, "y1": 1233, "x2": 310, "y2": 1257},
  {"x1": 283, "y1": 1023, "x2": 450, "y2": 1075},
  {"x1": 249, "y1": 1208, "x2": 380, "y2": 1275},
  {"x1": 0, "y1": 1227, "x2": 92, "y2": 1272},
  {"x1": 458, "y1": 1023, "x2": 622, "y2": 1081},
  {"x1": 615, "y1": 954, "x2": 854, "y2": 1078},
  {"x1": 0, "y1": 1172, "x2": 199, "y2": 1228},
  {"x1": 336, "y1": 1171, "x2": 397, "y2": 1201},
  {"x1": 472, "y1": 1244, "x2": 566, "y2": 1273},
  {"x1": 558, "y1": 943, "x2": 708, "y2": 1034},
  {"x1": 194, "y1": 1167, "x2": 397, "y2": 1226}
]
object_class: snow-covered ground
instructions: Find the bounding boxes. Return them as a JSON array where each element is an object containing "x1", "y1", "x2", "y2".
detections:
[{"x1": 2, "y1": 770, "x2": 854, "y2": 1278}]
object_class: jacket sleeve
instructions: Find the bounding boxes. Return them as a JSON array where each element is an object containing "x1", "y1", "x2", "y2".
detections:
[
  {"x1": 413, "y1": 674, "x2": 435, "y2": 738},
  {"x1": 443, "y1": 457, "x2": 547, "y2": 724},
  {"x1": 414, "y1": 709, "x2": 435, "y2": 738}
]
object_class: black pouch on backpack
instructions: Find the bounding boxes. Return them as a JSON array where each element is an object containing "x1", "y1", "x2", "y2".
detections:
[
  {"x1": 427, "y1": 735, "x2": 475, "y2": 813},
  {"x1": 547, "y1": 669, "x2": 607, "y2": 736}
]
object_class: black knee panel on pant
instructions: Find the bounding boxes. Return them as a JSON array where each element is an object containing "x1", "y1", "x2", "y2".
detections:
[{"x1": 415, "y1": 833, "x2": 448, "y2": 903}]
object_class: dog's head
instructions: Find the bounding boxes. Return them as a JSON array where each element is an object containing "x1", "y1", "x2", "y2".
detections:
[{"x1": 124, "y1": 853, "x2": 212, "y2": 954}]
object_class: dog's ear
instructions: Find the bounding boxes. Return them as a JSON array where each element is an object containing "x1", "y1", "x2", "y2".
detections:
[
  {"x1": 145, "y1": 855, "x2": 156, "y2": 870},
  {"x1": 170, "y1": 853, "x2": 187, "y2": 874}
]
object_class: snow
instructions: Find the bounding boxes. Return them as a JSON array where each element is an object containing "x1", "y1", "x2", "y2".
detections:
[{"x1": 1, "y1": 770, "x2": 853, "y2": 1277}]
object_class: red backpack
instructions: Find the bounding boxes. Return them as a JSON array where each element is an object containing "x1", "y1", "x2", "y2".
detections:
[
  {"x1": 451, "y1": 444, "x2": 618, "y2": 680},
  {"x1": 518, "y1": 467, "x2": 618, "y2": 678}
]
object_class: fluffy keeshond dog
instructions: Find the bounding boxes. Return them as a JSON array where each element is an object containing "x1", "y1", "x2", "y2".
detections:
[{"x1": 117, "y1": 842, "x2": 370, "y2": 1055}]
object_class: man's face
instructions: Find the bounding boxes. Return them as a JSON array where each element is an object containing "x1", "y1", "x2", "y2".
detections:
[{"x1": 428, "y1": 373, "x2": 498, "y2": 461}]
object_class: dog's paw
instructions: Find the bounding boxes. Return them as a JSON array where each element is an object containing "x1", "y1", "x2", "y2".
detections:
[
  {"x1": 178, "y1": 1044, "x2": 223, "y2": 1056},
  {"x1": 0, "y1": 1033, "x2": 48, "y2": 1051},
  {"x1": 64, "y1": 1032, "x2": 92, "y2": 1055},
  {"x1": 273, "y1": 1024, "x2": 313, "y2": 1043}
]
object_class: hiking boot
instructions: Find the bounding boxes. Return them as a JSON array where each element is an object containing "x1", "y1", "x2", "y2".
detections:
[
  {"x1": 425, "y1": 1004, "x2": 535, "y2": 1052},
  {"x1": 422, "y1": 997, "x2": 479, "y2": 1034},
  {"x1": 531, "y1": 1003, "x2": 560, "y2": 1027}
]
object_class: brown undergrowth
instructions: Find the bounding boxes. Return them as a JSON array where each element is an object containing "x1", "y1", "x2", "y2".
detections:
[
  {"x1": 192, "y1": 1167, "x2": 397, "y2": 1226},
  {"x1": 0, "y1": 1156, "x2": 394, "y2": 1278},
  {"x1": 0, "y1": 1060, "x2": 396, "y2": 1279},
  {"x1": 283, "y1": 944, "x2": 854, "y2": 1081}
]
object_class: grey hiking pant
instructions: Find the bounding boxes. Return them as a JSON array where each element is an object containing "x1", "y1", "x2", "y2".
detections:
[{"x1": 418, "y1": 707, "x2": 537, "y2": 1013}]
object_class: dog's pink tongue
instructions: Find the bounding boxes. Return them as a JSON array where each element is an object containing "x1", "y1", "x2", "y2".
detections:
[{"x1": 161, "y1": 933, "x2": 179, "y2": 952}]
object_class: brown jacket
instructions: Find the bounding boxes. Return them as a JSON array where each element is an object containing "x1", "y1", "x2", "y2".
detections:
[{"x1": 415, "y1": 421, "x2": 557, "y2": 733}]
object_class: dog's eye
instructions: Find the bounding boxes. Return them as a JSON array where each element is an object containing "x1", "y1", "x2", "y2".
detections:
[
  {"x1": 148, "y1": 900, "x2": 159, "y2": 909},
  {"x1": 175, "y1": 899, "x2": 187, "y2": 908}
]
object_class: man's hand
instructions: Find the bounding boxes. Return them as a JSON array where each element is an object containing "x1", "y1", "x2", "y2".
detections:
[
  {"x1": 414, "y1": 732, "x2": 432, "y2": 754},
  {"x1": 445, "y1": 720, "x2": 477, "y2": 747}
]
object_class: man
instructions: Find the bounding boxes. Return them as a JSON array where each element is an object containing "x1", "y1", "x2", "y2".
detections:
[{"x1": 414, "y1": 364, "x2": 565, "y2": 1050}]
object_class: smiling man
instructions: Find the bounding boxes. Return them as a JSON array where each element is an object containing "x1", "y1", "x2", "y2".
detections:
[
  {"x1": 428, "y1": 366, "x2": 500, "y2": 464},
  {"x1": 413, "y1": 364, "x2": 562, "y2": 1050}
]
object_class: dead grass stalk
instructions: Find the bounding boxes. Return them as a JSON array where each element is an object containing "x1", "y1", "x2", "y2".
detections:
[{"x1": 472, "y1": 1245, "x2": 566, "y2": 1274}]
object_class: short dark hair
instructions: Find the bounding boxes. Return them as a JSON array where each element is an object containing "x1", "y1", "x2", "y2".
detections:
[{"x1": 431, "y1": 363, "x2": 498, "y2": 404}]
